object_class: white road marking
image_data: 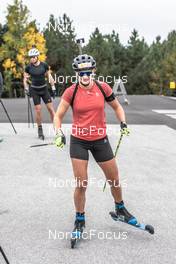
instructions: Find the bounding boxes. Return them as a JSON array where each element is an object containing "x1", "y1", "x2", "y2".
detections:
[
  {"x1": 152, "y1": 109, "x2": 176, "y2": 120},
  {"x1": 166, "y1": 114, "x2": 176, "y2": 119},
  {"x1": 168, "y1": 97, "x2": 176, "y2": 100},
  {"x1": 152, "y1": 110, "x2": 176, "y2": 114}
]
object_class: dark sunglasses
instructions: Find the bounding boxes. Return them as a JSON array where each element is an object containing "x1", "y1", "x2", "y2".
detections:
[{"x1": 78, "y1": 71, "x2": 93, "y2": 77}]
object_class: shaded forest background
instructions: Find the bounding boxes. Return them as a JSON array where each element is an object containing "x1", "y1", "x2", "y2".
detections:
[{"x1": 0, "y1": 0, "x2": 176, "y2": 97}]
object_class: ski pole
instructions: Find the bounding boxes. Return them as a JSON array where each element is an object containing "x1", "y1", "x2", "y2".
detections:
[
  {"x1": 29, "y1": 98, "x2": 34, "y2": 126},
  {"x1": 27, "y1": 96, "x2": 34, "y2": 128},
  {"x1": 114, "y1": 132, "x2": 123, "y2": 157},
  {"x1": 27, "y1": 96, "x2": 30, "y2": 128},
  {"x1": 103, "y1": 132, "x2": 124, "y2": 192},
  {"x1": 0, "y1": 246, "x2": 10, "y2": 264},
  {"x1": 0, "y1": 99, "x2": 17, "y2": 134}
]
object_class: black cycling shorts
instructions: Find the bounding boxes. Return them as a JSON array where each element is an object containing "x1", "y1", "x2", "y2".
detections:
[
  {"x1": 70, "y1": 135, "x2": 114, "y2": 162},
  {"x1": 30, "y1": 86, "x2": 52, "y2": 106}
]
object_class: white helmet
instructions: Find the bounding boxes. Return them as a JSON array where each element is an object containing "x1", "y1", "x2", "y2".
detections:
[
  {"x1": 72, "y1": 54, "x2": 96, "y2": 72},
  {"x1": 28, "y1": 48, "x2": 40, "y2": 57}
]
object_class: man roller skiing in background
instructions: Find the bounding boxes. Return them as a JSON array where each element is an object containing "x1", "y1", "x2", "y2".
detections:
[
  {"x1": 53, "y1": 54, "x2": 140, "y2": 243},
  {"x1": 23, "y1": 47, "x2": 56, "y2": 140}
]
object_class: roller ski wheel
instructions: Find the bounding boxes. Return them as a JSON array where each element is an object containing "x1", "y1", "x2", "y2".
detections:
[
  {"x1": 70, "y1": 220, "x2": 85, "y2": 249},
  {"x1": 110, "y1": 211, "x2": 154, "y2": 235},
  {"x1": 145, "y1": 224, "x2": 154, "y2": 234},
  {"x1": 71, "y1": 238, "x2": 76, "y2": 249},
  {"x1": 38, "y1": 125, "x2": 45, "y2": 140}
]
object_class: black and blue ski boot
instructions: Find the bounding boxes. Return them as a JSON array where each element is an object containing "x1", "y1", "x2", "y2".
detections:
[
  {"x1": 115, "y1": 201, "x2": 137, "y2": 225},
  {"x1": 71, "y1": 212, "x2": 85, "y2": 248},
  {"x1": 110, "y1": 201, "x2": 154, "y2": 234}
]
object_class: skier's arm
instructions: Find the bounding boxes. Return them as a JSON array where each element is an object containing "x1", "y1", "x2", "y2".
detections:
[
  {"x1": 23, "y1": 72, "x2": 30, "y2": 91},
  {"x1": 108, "y1": 99, "x2": 130, "y2": 135},
  {"x1": 46, "y1": 70, "x2": 56, "y2": 100},
  {"x1": 108, "y1": 98, "x2": 126, "y2": 123},
  {"x1": 46, "y1": 70, "x2": 55, "y2": 87},
  {"x1": 54, "y1": 99, "x2": 70, "y2": 132}
]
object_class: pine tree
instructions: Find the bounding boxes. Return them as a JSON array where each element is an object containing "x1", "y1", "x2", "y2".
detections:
[
  {"x1": 44, "y1": 13, "x2": 77, "y2": 93},
  {"x1": 84, "y1": 28, "x2": 114, "y2": 81},
  {"x1": 125, "y1": 29, "x2": 149, "y2": 93}
]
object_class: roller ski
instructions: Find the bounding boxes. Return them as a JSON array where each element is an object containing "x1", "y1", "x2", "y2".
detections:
[
  {"x1": 110, "y1": 201, "x2": 154, "y2": 235},
  {"x1": 38, "y1": 125, "x2": 45, "y2": 140},
  {"x1": 71, "y1": 213, "x2": 85, "y2": 249}
]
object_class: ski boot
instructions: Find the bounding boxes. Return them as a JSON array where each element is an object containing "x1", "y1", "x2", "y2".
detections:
[
  {"x1": 38, "y1": 125, "x2": 45, "y2": 140},
  {"x1": 114, "y1": 201, "x2": 137, "y2": 225},
  {"x1": 110, "y1": 201, "x2": 154, "y2": 234},
  {"x1": 71, "y1": 212, "x2": 85, "y2": 248}
]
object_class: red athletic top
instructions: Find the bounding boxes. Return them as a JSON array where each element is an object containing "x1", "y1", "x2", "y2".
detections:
[{"x1": 62, "y1": 81, "x2": 113, "y2": 141}]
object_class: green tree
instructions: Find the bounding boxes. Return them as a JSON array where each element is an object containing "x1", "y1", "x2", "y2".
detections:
[
  {"x1": 0, "y1": 0, "x2": 47, "y2": 97},
  {"x1": 0, "y1": 23, "x2": 8, "y2": 74},
  {"x1": 84, "y1": 28, "x2": 114, "y2": 80},
  {"x1": 127, "y1": 35, "x2": 167, "y2": 94},
  {"x1": 125, "y1": 29, "x2": 149, "y2": 93},
  {"x1": 126, "y1": 29, "x2": 148, "y2": 70},
  {"x1": 104, "y1": 31, "x2": 126, "y2": 79},
  {"x1": 0, "y1": 0, "x2": 30, "y2": 96},
  {"x1": 44, "y1": 13, "x2": 77, "y2": 92},
  {"x1": 160, "y1": 31, "x2": 176, "y2": 95}
]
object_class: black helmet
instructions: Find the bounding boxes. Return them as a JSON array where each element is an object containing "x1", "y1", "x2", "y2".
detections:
[{"x1": 72, "y1": 54, "x2": 96, "y2": 72}]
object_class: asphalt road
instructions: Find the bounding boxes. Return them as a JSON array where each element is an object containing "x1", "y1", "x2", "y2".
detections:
[
  {"x1": 0, "y1": 95, "x2": 176, "y2": 264},
  {"x1": 0, "y1": 95, "x2": 176, "y2": 130}
]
